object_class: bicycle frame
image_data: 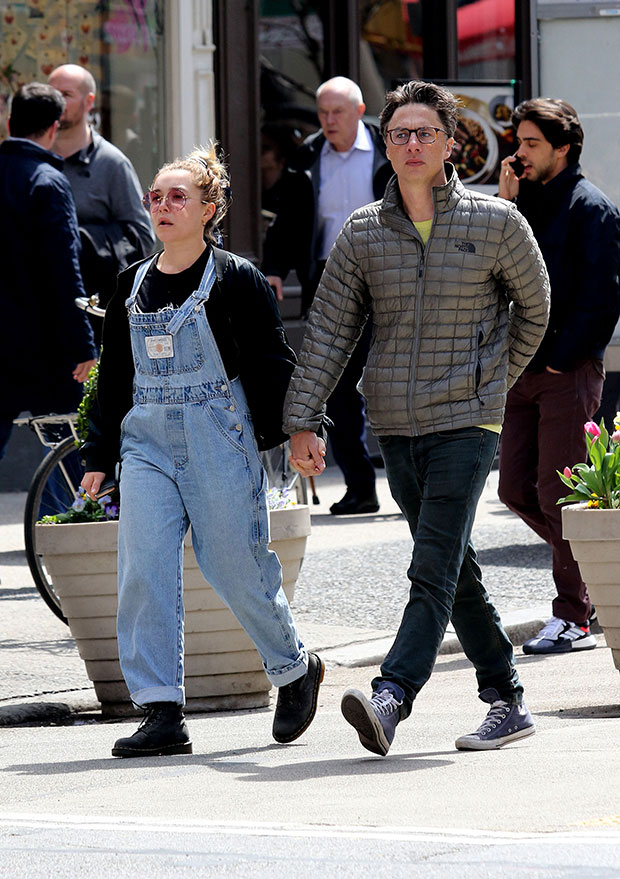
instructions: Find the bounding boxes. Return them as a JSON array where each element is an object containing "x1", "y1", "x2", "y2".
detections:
[{"x1": 13, "y1": 412, "x2": 79, "y2": 450}]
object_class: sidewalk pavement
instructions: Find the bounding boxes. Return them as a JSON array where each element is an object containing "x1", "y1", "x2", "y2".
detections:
[
  {"x1": 2, "y1": 474, "x2": 620, "y2": 847},
  {"x1": 0, "y1": 470, "x2": 596, "y2": 727}
]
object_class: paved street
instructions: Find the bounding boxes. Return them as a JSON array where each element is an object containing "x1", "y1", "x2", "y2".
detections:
[
  {"x1": 1, "y1": 644, "x2": 619, "y2": 877},
  {"x1": 1, "y1": 469, "x2": 619, "y2": 876},
  {"x1": 294, "y1": 467, "x2": 558, "y2": 630}
]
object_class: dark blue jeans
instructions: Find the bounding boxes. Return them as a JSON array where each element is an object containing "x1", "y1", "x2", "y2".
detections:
[{"x1": 374, "y1": 428, "x2": 522, "y2": 718}]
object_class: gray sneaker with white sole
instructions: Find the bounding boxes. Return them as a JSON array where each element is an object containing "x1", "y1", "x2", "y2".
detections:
[
  {"x1": 341, "y1": 682, "x2": 404, "y2": 756},
  {"x1": 455, "y1": 687, "x2": 535, "y2": 750}
]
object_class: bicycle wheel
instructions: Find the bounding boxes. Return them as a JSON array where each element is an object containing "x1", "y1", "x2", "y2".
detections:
[{"x1": 24, "y1": 436, "x2": 83, "y2": 624}]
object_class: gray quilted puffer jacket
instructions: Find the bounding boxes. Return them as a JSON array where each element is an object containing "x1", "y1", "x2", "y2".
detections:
[{"x1": 283, "y1": 165, "x2": 550, "y2": 438}]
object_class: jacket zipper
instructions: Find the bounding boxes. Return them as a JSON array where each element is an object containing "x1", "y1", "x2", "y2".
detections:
[
  {"x1": 409, "y1": 221, "x2": 434, "y2": 434},
  {"x1": 475, "y1": 329, "x2": 485, "y2": 406}
]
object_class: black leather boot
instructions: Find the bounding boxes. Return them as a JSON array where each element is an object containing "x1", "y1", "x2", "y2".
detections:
[
  {"x1": 272, "y1": 653, "x2": 325, "y2": 743},
  {"x1": 329, "y1": 489, "x2": 379, "y2": 515},
  {"x1": 112, "y1": 702, "x2": 192, "y2": 757}
]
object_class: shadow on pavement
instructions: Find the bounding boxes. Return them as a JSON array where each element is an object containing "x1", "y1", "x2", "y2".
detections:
[
  {"x1": 2, "y1": 745, "x2": 456, "y2": 780},
  {"x1": 309, "y1": 513, "x2": 403, "y2": 527},
  {"x1": 476, "y1": 543, "x2": 551, "y2": 568},
  {"x1": 0, "y1": 586, "x2": 38, "y2": 599},
  {"x1": 0, "y1": 550, "x2": 28, "y2": 566},
  {"x1": 534, "y1": 704, "x2": 620, "y2": 719}
]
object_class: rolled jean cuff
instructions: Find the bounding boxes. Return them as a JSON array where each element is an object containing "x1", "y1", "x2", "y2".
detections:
[
  {"x1": 493, "y1": 689, "x2": 523, "y2": 706},
  {"x1": 131, "y1": 685, "x2": 185, "y2": 708},
  {"x1": 267, "y1": 649, "x2": 308, "y2": 687}
]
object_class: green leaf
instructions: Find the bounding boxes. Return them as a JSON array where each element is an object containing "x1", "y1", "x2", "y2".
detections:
[
  {"x1": 577, "y1": 467, "x2": 604, "y2": 494},
  {"x1": 588, "y1": 436, "x2": 604, "y2": 470},
  {"x1": 557, "y1": 470, "x2": 576, "y2": 490},
  {"x1": 557, "y1": 490, "x2": 589, "y2": 505}
]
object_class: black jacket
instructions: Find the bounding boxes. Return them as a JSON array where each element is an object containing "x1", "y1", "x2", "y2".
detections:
[
  {"x1": 0, "y1": 138, "x2": 96, "y2": 414},
  {"x1": 516, "y1": 163, "x2": 620, "y2": 372},
  {"x1": 261, "y1": 123, "x2": 393, "y2": 294},
  {"x1": 83, "y1": 247, "x2": 302, "y2": 476}
]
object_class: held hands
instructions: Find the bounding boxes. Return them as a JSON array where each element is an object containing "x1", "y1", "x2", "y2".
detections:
[
  {"x1": 498, "y1": 156, "x2": 522, "y2": 202},
  {"x1": 289, "y1": 430, "x2": 326, "y2": 477},
  {"x1": 81, "y1": 471, "x2": 106, "y2": 500}
]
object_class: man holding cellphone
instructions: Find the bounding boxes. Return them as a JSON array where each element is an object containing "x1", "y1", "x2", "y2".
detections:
[{"x1": 498, "y1": 98, "x2": 620, "y2": 655}]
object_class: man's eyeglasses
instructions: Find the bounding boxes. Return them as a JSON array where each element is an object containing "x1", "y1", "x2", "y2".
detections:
[
  {"x1": 142, "y1": 188, "x2": 208, "y2": 212},
  {"x1": 386, "y1": 127, "x2": 448, "y2": 146}
]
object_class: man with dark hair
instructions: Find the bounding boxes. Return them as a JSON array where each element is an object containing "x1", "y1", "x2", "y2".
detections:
[
  {"x1": 8, "y1": 82, "x2": 65, "y2": 138},
  {"x1": 283, "y1": 80, "x2": 550, "y2": 755},
  {"x1": 0, "y1": 83, "x2": 97, "y2": 460},
  {"x1": 48, "y1": 64, "x2": 154, "y2": 315},
  {"x1": 263, "y1": 76, "x2": 393, "y2": 516},
  {"x1": 498, "y1": 98, "x2": 620, "y2": 655}
]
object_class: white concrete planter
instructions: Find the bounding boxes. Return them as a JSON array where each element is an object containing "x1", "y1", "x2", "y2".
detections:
[
  {"x1": 35, "y1": 505, "x2": 311, "y2": 716},
  {"x1": 562, "y1": 504, "x2": 620, "y2": 674}
]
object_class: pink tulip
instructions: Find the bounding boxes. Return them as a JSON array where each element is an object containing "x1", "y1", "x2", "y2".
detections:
[
  {"x1": 584, "y1": 421, "x2": 601, "y2": 438},
  {"x1": 613, "y1": 431, "x2": 620, "y2": 444},
  {"x1": 563, "y1": 467, "x2": 572, "y2": 478}
]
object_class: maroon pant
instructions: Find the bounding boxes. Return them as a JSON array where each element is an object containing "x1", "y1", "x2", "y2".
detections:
[{"x1": 498, "y1": 361, "x2": 604, "y2": 625}]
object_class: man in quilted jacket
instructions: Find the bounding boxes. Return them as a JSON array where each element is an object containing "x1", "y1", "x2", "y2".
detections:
[
  {"x1": 498, "y1": 99, "x2": 620, "y2": 656},
  {"x1": 283, "y1": 81, "x2": 550, "y2": 756}
]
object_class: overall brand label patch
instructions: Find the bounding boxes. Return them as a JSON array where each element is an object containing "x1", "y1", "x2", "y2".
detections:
[{"x1": 145, "y1": 334, "x2": 174, "y2": 358}]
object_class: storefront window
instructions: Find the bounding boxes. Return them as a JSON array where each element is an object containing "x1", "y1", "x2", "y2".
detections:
[
  {"x1": 457, "y1": 0, "x2": 515, "y2": 80},
  {"x1": 258, "y1": 0, "x2": 324, "y2": 314},
  {"x1": 0, "y1": 0, "x2": 165, "y2": 189},
  {"x1": 259, "y1": 1, "x2": 323, "y2": 137},
  {"x1": 360, "y1": 0, "x2": 423, "y2": 117}
]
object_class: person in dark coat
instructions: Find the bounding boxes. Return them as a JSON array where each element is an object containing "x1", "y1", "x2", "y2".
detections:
[
  {"x1": 0, "y1": 83, "x2": 97, "y2": 460},
  {"x1": 262, "y1": 77, "x2": 393, "y2": 516},
  {"x1": 498, "y1": 98, "x2": 620, "y2": 654}
]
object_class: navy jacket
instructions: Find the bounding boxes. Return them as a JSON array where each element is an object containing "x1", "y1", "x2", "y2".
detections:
[
  {"x1": 0, "y1": 138, "x2": 96, "y2": 413},
  {"x1": 516, "y1": 163, "x2": 620, "y2": 373}
]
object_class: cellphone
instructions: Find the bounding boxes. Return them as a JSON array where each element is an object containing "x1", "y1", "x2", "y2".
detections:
[
  {"x1": 510, "y1": 154, "x2": 525, "y2": 178},
  {"x1": 95, "y1": 480, "x2": 117, "y2": 499}
]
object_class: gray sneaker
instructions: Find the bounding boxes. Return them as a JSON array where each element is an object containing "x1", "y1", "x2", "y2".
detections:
[
  {"x1": 341, "y1": 682, "x2": 404, "y2": 756},
  {"x1": 455, "y1": 688, "x2": 535, "y2": 750}
]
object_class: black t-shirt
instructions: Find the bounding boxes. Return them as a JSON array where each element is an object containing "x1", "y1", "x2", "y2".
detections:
[{"x1": 135, "y1": 247, "x2": 239, "y2": 377}]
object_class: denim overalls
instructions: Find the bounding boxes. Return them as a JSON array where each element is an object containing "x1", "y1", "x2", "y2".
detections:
[{"x1": 117, "y1": 251, "x2": 307, "y2": 707}]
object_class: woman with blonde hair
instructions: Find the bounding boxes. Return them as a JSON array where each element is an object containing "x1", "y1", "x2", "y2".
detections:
[{"x1": 82, "y1": 144, "x2": 324, "y2": 757}]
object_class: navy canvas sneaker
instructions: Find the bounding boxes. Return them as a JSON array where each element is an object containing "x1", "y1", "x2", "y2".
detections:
[
  {"x1": 341, "y1": 682, "x2": 404, "y2": 756},
  {"x1": 522, "y1": 616, "x2": 596, "y2": 655},
  {"x1": 455, "y1": 688, "x2": 535, "y2": 750}
]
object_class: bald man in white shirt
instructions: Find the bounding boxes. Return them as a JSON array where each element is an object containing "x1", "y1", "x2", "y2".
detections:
[{"x1": 263, "y1": 77, "x2": 392, "y2": 515}]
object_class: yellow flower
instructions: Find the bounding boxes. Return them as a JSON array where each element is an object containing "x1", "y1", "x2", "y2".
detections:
[{"x1": 587, "y1": 499, "x2": 600, "y2": 508}]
